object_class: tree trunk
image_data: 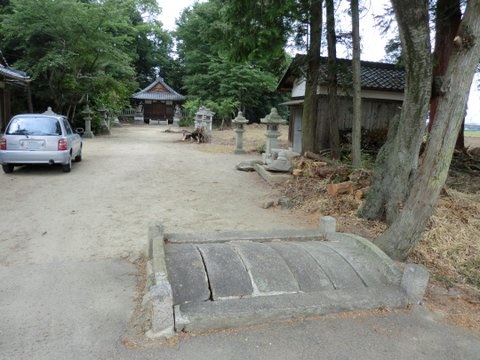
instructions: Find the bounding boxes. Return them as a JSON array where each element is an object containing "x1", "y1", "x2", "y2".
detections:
[
  {"x1": 326, "y1": 0, "x2": 340, "y2": 159},
  {"x1": 375, "y1": 0, "x2": 480, "y2": 260},
  {"x1": 428, "y1": 0, "x2": 462, "y2": 148},
  {"x1": 358, "y1": 0, "x2": 432, "y2": 224},
  {"x1": 456, "y1": 119, "x2": 465, "y2": 148},
  {"x1": 302, "y1": 0, "x2": 323, "y2": 153},
  {"x1": 351, "y1": 0, "x2": 362, "y2": 168}
]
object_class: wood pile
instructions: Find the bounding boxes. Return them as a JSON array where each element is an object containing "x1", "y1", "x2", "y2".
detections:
[
  {"x1": 182, "y1": 128, "x2": 210, "y2": 143},
  {"x1": 291, "y1": 152, "x2": 371, "y2": 198}
]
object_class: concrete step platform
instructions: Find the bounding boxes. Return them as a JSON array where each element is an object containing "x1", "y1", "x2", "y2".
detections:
[{"x1": 144, "y1": 218, "x2": 429, "y2": 337}]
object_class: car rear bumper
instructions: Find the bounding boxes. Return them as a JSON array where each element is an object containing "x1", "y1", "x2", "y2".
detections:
[{"x1": 0, "y1": 150, "x2": 70, "y2": 165}]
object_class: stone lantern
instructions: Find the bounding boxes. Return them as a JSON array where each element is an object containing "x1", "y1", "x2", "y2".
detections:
[
  {"x1": 97, "y1": 106, "x2": 111, "y2": 135},
  {"x1": 82, "y1": 105, "x2": 94, "y2": 138},
  {"x1": 260, "y1": 107, "x2": 287, "y2": 163},
  {"x1": 194, "y1": 106, "x2": 215, "y2": 132},
  {"x1": 173, "y1": 105, "x2": 182, "y2": 127},
  {"x1": 232, "y1": 111, "x2": 249, "y2": 154}
]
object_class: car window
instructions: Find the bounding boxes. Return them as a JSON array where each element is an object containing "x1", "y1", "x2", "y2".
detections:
[
  {"x1": 6, "y1": 117, "x2": 62, "y2": 136},
  {"x1": 63, "y1": 119, "x2": 73, "y2": 135}
]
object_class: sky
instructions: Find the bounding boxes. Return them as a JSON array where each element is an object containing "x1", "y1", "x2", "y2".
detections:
[
  {"x1": 157, "y1": 0, "x2": 479, "y2": 124},
  {"x1": 157, "y1": 0, "x2": 199, "y2": 31}
]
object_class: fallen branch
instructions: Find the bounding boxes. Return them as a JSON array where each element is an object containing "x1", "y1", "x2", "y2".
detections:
[{"x1": 304, "y1": 151, "x2": 337, "y2": 165}]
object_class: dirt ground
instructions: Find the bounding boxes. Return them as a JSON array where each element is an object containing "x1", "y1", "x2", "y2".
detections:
[{"x1": 0, "y1": 124, "x2": 308, "y2": 268}]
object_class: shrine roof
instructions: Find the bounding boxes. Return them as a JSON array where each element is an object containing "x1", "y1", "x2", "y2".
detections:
[{"x1": 132, "y1": 77, "x2": 185, "y2": 101}]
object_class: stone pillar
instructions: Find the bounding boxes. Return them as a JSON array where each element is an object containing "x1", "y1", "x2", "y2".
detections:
[
  {"x1": 232, "y1": 111, "x2": 249, "y2": 154},
  {"x1": 401, "y1": 264, "x2": 430, "y2": 304},
  {"x1": 82, "y1": 105, "x2": 94, "y2": 138},
  {"x1": 260, "y1": 108, "x2": 287, "y2": 164},
  {"x1": 319, "y1": 216, "x2": 337, "y2": 236},
  {"x1": 145, "y1": 223, "x2": 175, "y2": 338}
]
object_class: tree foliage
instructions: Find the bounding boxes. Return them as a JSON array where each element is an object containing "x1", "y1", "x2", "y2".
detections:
[
  {"x1": 220, "y1": 0, "x2": 303, "y2": 72},
  {"x1": 0, "y1": 0, "x2": 172, "y2": 118},
  {"x1": 218, "y1": 0, "x2": 328, "y2": 151},
  {"x1": 175, "y1": 0, "x2": 288, "y2": 122}
]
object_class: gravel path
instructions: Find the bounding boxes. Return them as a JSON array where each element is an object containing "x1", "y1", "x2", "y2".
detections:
[{"x1": 0, "y1": 125, "x2": 308, "y2": 267}]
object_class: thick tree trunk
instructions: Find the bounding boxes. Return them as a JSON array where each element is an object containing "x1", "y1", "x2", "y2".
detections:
[
  {"x1": 351, "y1": 0, "x2": 362, "y2": 168},
  {"x1": 376, "y1": 0, "x2": 480, "y2": 260},
  {"x1": 358, "y1": 0, "x2": 432, "y2": 224},
  {"x1": 429, "y1": 0, "x2": 463, "y2": 149},
  {"x1": 302, "y1": 0, "x2": 323, "y2": 153},
  {"x1": 326, "y1": 0, "x2": 340, "y2": 159}
]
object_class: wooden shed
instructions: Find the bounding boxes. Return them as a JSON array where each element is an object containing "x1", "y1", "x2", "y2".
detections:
[
  {"x1": 277, "y1": 55, "x2": 405, "y2": 153},
  {"x1": 131, "y1": 77, "x2": 185, "y2": 124},
  {"x1": 0, "y1": 63, "x2": 30, "y2": 131}
]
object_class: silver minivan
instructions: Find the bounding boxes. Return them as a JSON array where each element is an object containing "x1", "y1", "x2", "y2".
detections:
[{"x1": 0, "y1": 113, "x2": 83, "y2": 173}]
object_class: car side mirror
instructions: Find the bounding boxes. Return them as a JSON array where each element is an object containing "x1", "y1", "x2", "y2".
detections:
[{"x1": 75, "y1": 128, "x2": 84, "y2": 135}]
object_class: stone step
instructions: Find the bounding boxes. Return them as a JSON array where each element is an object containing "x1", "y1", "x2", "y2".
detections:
[{"x1": 145, "y1": 219, "x2": 429, "y2": 336}]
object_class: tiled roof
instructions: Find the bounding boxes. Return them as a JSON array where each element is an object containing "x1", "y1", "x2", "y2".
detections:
[
  {"x1": 132, "y1": 77, "x2": 185, "y2": 101},
  {"x1": 319, "y1": 58, "x2": 405, "y2": 91},
  {"x1": 0, "y1": 64, "x2": 30, "y2": 82},
  {"x1": 278, "y1": 55, "x2": 405, "y2": 92}
]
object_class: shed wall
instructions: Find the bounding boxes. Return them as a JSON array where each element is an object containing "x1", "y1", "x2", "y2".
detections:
[
  {"x1": 318, "y1": 96, "x2": 401, "y2": 130},
  {"x1": 288, "y1": 96, "x2": 402, "y2": 153}
]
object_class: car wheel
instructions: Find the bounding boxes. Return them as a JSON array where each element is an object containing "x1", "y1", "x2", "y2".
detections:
[
  {"x1": 2, "y1": 164, "x2": 14, "y2": 174},
  {"x1": 74, "y1": 151, "x2": 82, "y2": 162},
  {"x1": 62, "y1": 156, "x2": 72, "y2": 173}
]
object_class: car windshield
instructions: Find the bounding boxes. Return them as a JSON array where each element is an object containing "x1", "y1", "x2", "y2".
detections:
[{"x1": 6, "y1": 117, "x2": 62, "y2": 136}]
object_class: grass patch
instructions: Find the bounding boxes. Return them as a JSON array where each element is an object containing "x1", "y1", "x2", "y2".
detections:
[{"x1": 411, "y1": 189, "x2": 480, "y2": 290}]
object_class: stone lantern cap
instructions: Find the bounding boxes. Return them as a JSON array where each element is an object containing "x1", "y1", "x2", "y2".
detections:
[
  {"x1": 260, "y1": 107, "x2": 287, "y2": 124},
  {"x1": 195, "y1": 106, "x2": 215, "y2": 119},
  {"x1": 42, "y1": 106, "x2": 57, "y2": 115},
  {"x1": 232, "y1": 111, "x2": 249, "y2": 124}
]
